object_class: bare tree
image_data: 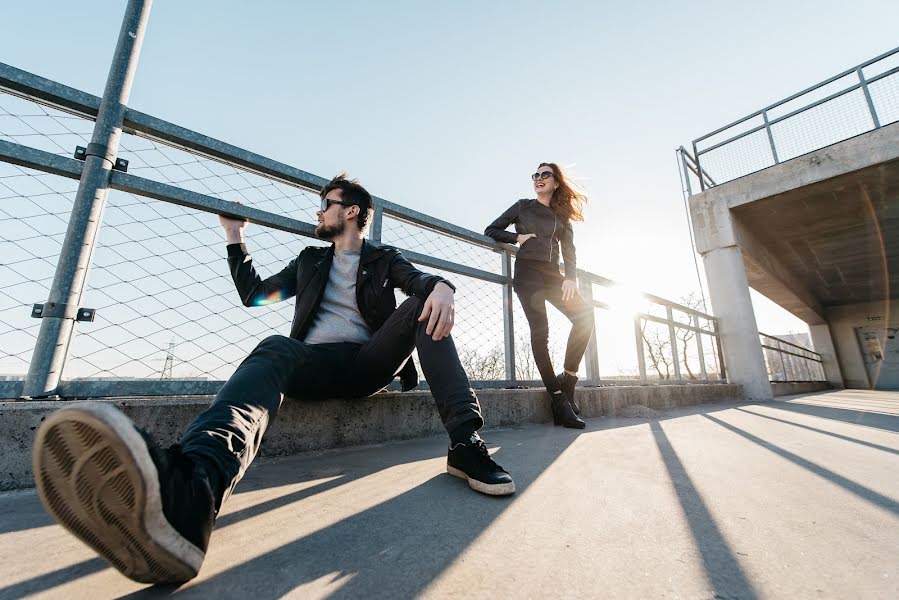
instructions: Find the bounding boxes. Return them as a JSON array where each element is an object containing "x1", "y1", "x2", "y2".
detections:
[
  {"x1": 641, "y1": 293, "x2": 705, "y2": 380},
  {"x1": 513, "y1": 329, "x2": 564, "y2": 382},
  {"x1": 641, "y1": 322, "x2": 673, "y2": 380},
  {"x1": 458, "y1": 344, "x2": 505, "y2": 381}
]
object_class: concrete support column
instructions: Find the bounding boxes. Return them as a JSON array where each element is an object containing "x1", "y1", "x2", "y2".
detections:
[
  {"x1": 703, "y1": 247, "x2": 773, "y2": 400},
  {"x1": 810, "y1": 323, "x2": 845, "y2": 388}
]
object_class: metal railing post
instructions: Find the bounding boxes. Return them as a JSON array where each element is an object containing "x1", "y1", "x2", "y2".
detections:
[
  {"x1": 694, "y1": 315, "x2": 708, "y2": 380},
  {"x1": 22, "y1": 0, "x2": 153, "y2": 398},
  {"x1": 692, "y1": 141, "x2": 705, "y2": 191},
  {"x1": 679, "y1": 147, "x2": 694, "y2": 196},
  {"x1": 714, "y1": 320, "x2": 727, "y2": 382},
  {"x1": 667, "y1": 306, "x2": 682, "y2": 380},
  {"x1": 578, "y1": 274, "x2": 600, "y2": 385},
  {"x1": 634, "y1": 315, "x2": 648, "y2": 383},
  {"x1": 501, "y1": 250, "x2": 516, "y2": 383},
  {"x1": 370, "y1": 203, "x2": 384, "y2": 242},
  {"x1": 858, "y1": 67, "x2": 882, "y2": 129},
  {"x1": 777, "y1": 342, "x2": 788, "y2": 381},
  {"x1": 762, "y1": 110, "x2": 780, "y2": 164}
]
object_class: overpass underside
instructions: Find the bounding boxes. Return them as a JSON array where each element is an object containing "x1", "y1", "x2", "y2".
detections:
[{"x1": 691, "y1": 123, "x2": 899, "y2": 393}]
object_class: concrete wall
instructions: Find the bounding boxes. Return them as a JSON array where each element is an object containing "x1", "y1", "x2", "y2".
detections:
[
  {"x1": 1, "y1": 383, "x2": 743, "y2": 491},
  {"x1": 771, "y1": 382, "x2": 831, "y2": 397},
  {"x1": 825, "y1": 300, "x2": 899, "y2": 389}
]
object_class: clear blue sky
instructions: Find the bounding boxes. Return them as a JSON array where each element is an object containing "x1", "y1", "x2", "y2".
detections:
[{"x1": 3, "y1": 0, "x2": 898, "y2": 336}]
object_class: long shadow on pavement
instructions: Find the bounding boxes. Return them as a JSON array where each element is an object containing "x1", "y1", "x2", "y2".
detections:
[
  {"x1": 118, "y1": 425, "x2": 585, "y2": 599},
  {"x1": 0, "y1": 401, "x2": 750, "y2": 598},
  {"x1": 764, "y1": 399, "x2": 899, "y2": 433},
  {"x1": 735, "y1": 407, "x2": 899, "y2": 456},
  {"x1": 703, "y1": 413, "x2": 899, "y2": 517},
  {"x1": 0, "y1": 558, "x2": 108, "y2": 600},
  {"x1": 650, "y1": 421, "x2": 759, "y2": 600}
]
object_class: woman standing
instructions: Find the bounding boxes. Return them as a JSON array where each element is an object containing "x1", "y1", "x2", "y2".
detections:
[{"x1": 485, "y1": 163, "x2": 594, "y2": 429}]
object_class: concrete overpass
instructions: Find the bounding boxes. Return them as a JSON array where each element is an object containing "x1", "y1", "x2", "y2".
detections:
[{"x1": 689, "y1": 115, "x2": 899, "y2": 398}]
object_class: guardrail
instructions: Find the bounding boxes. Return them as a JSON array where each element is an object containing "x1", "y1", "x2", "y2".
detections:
[
  {"x1": 759, "y1": 332, "x2": 825, "y2": 383},
  {"x1": 686, "y1": 46, "x2": 899, "y2": 190},
  {"x1": 0, "y1": 2, "x2": 727, "y2": 399}
]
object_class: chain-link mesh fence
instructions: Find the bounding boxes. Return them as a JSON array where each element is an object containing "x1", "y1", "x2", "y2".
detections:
[
  {"x1": 692, "y1": 49, "x2": 899, "y2": 188},
  {"x1": 0, "y1": 164, "x2": 77, "y2": 377},
  {"x1": 0, "y1": 91, "x2": 91, "y2": 378},
  {"x1": 116, "y1": 132, "x2": 322, "y2": 224},
  {"x1": 0, "y1": 91, "x2": 94, "y2": 156},
  {"x1": 68, "y1": 190, "x2": 322, "y2": 381},
  {"x1": 869, "y1": 70, "x2": 899, "y2": 126},
  {"x1": 0, "y1": 69, "x2": 728, "y2": 397}
]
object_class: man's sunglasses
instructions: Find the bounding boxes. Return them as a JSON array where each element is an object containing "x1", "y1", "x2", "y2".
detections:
[
  {"x1": 531, "y1": 171, "x2": 554, "y2": 181},
  {"x1": 320, "y1": 198, "x2": 358, "y2": 212}
]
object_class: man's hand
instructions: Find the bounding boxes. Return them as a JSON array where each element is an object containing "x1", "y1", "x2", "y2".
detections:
[
  {"x1": 561, "y1": 279, "x2": 580, "y2": 303},
  {"x1": 517, "y1": 233, "x2": 536, "y2": 245},
  {"x1": 418, "y1": 282, "x2": 455, "y2": 341},
  {"x1": 219, "y1": 207, "x2": 247, "y2": 244}
]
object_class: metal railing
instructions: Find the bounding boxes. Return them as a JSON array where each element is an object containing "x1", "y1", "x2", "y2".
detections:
[
  {"x1": 759, "y1": 333, "x2": 825, "y2": 383},
  {"x1": 687, "y1": 46, "x2": 899, "y2": 190},
  {"x1": 0, "y1": 2, "x2": 727, "y2": 399}
]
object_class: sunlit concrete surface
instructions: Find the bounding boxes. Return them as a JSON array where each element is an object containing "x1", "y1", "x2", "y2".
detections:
[{"x1": 1, "y1": 390, "x2": 897, "y2": 599}]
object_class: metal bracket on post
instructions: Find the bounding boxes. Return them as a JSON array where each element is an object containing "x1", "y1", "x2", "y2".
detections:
[
  {"x1": 74, "y1": 145, "x2": 128, "y2": 172},
  {"x1": 32, "y1": 303, "x2": 96, "y2": 322}
]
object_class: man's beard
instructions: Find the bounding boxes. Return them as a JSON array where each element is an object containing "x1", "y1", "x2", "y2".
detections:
[{"x1": 315, "y1": 216, "x2": 346, "y2": 240}]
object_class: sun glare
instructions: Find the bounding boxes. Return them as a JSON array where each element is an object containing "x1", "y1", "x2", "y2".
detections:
[{"x1": 604, "y1": 283, "x2": 649, "y2": 317}]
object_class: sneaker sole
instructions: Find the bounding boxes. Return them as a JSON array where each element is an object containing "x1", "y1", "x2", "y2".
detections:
[
  {"x1": 446, "y1": 465, "x2": 515, "y2": 496},
  {"x1": 32, "y1": 402, "x2": 205, "y2": 584}
]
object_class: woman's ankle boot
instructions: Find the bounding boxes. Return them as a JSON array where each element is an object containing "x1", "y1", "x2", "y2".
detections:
[
  {"x1": 551, "y1": 391, "x2": 585, "y2": 429},
  {"x1": 557, "y1": 372, "x2": 581, "y2": 414}
]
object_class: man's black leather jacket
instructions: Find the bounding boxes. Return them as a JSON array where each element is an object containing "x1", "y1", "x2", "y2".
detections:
[{"x1": 226, "y1": 239, "x2": 454, "y2": 390}]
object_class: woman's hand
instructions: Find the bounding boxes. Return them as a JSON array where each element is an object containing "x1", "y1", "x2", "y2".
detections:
[
  {"x1": 561, "y1": 279, "x2": 580, "y2": 303},
  {"x1": 517, "y1": 233, "x2": 536, "y2": 245}
]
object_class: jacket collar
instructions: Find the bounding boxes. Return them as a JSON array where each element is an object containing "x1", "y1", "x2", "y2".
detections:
[
  {"x1": 313, "y1": 244, "x2": 334, "y2": 271},
  {"x1": 312, "y1": 239, "x2": 384, "y2": 269},
  {"x1": 360, "y1": 239, "x2": 386, "y2": 265}
]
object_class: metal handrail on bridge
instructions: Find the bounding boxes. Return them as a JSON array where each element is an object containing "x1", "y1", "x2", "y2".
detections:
[{"x1": 688, "y1": 46, "x2": 899, "y2": 190}]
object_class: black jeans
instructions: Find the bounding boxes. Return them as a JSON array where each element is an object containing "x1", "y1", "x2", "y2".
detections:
[
  {"x1": 180, "y1": 297, "x2": 483, "y2": 510},
  {"x1": 514, "y1": 259, "x2": 595, "y2": 393}
]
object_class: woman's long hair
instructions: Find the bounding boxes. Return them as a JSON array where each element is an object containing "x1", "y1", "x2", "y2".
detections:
[{"x1": 540, "y1": 162, "x2": 587, "y2": 222}]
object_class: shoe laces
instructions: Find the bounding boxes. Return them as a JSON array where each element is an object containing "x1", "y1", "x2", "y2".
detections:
[{"x1": 472, "y1": 439, "x2": 499, "y2": 467}]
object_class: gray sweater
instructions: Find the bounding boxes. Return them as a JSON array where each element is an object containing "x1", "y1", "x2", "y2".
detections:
[{"x1": 303, "y1": 250, "x2": 372, "y2": 345}]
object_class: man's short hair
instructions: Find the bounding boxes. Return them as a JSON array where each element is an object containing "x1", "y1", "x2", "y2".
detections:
[{"x1": 320, "y1": 172, "x2": 375, "y2": 232}]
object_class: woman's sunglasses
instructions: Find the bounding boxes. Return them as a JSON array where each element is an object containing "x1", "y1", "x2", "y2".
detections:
[{"x1": 531, "y1": 171, "x2": 554, "y2": 181}]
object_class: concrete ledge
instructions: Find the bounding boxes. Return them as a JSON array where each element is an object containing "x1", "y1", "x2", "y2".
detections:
[
  {"x1": 771, "y1": 381, "x2": 831, "y2": 397},
  {"x1": 0, "y1": 383, "x2": 742, "y2": 490}
]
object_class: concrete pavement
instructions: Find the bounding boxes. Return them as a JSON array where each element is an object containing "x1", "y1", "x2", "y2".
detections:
[{"x1": 1, "y1": 390, "x2": 897, "y2": 599}]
